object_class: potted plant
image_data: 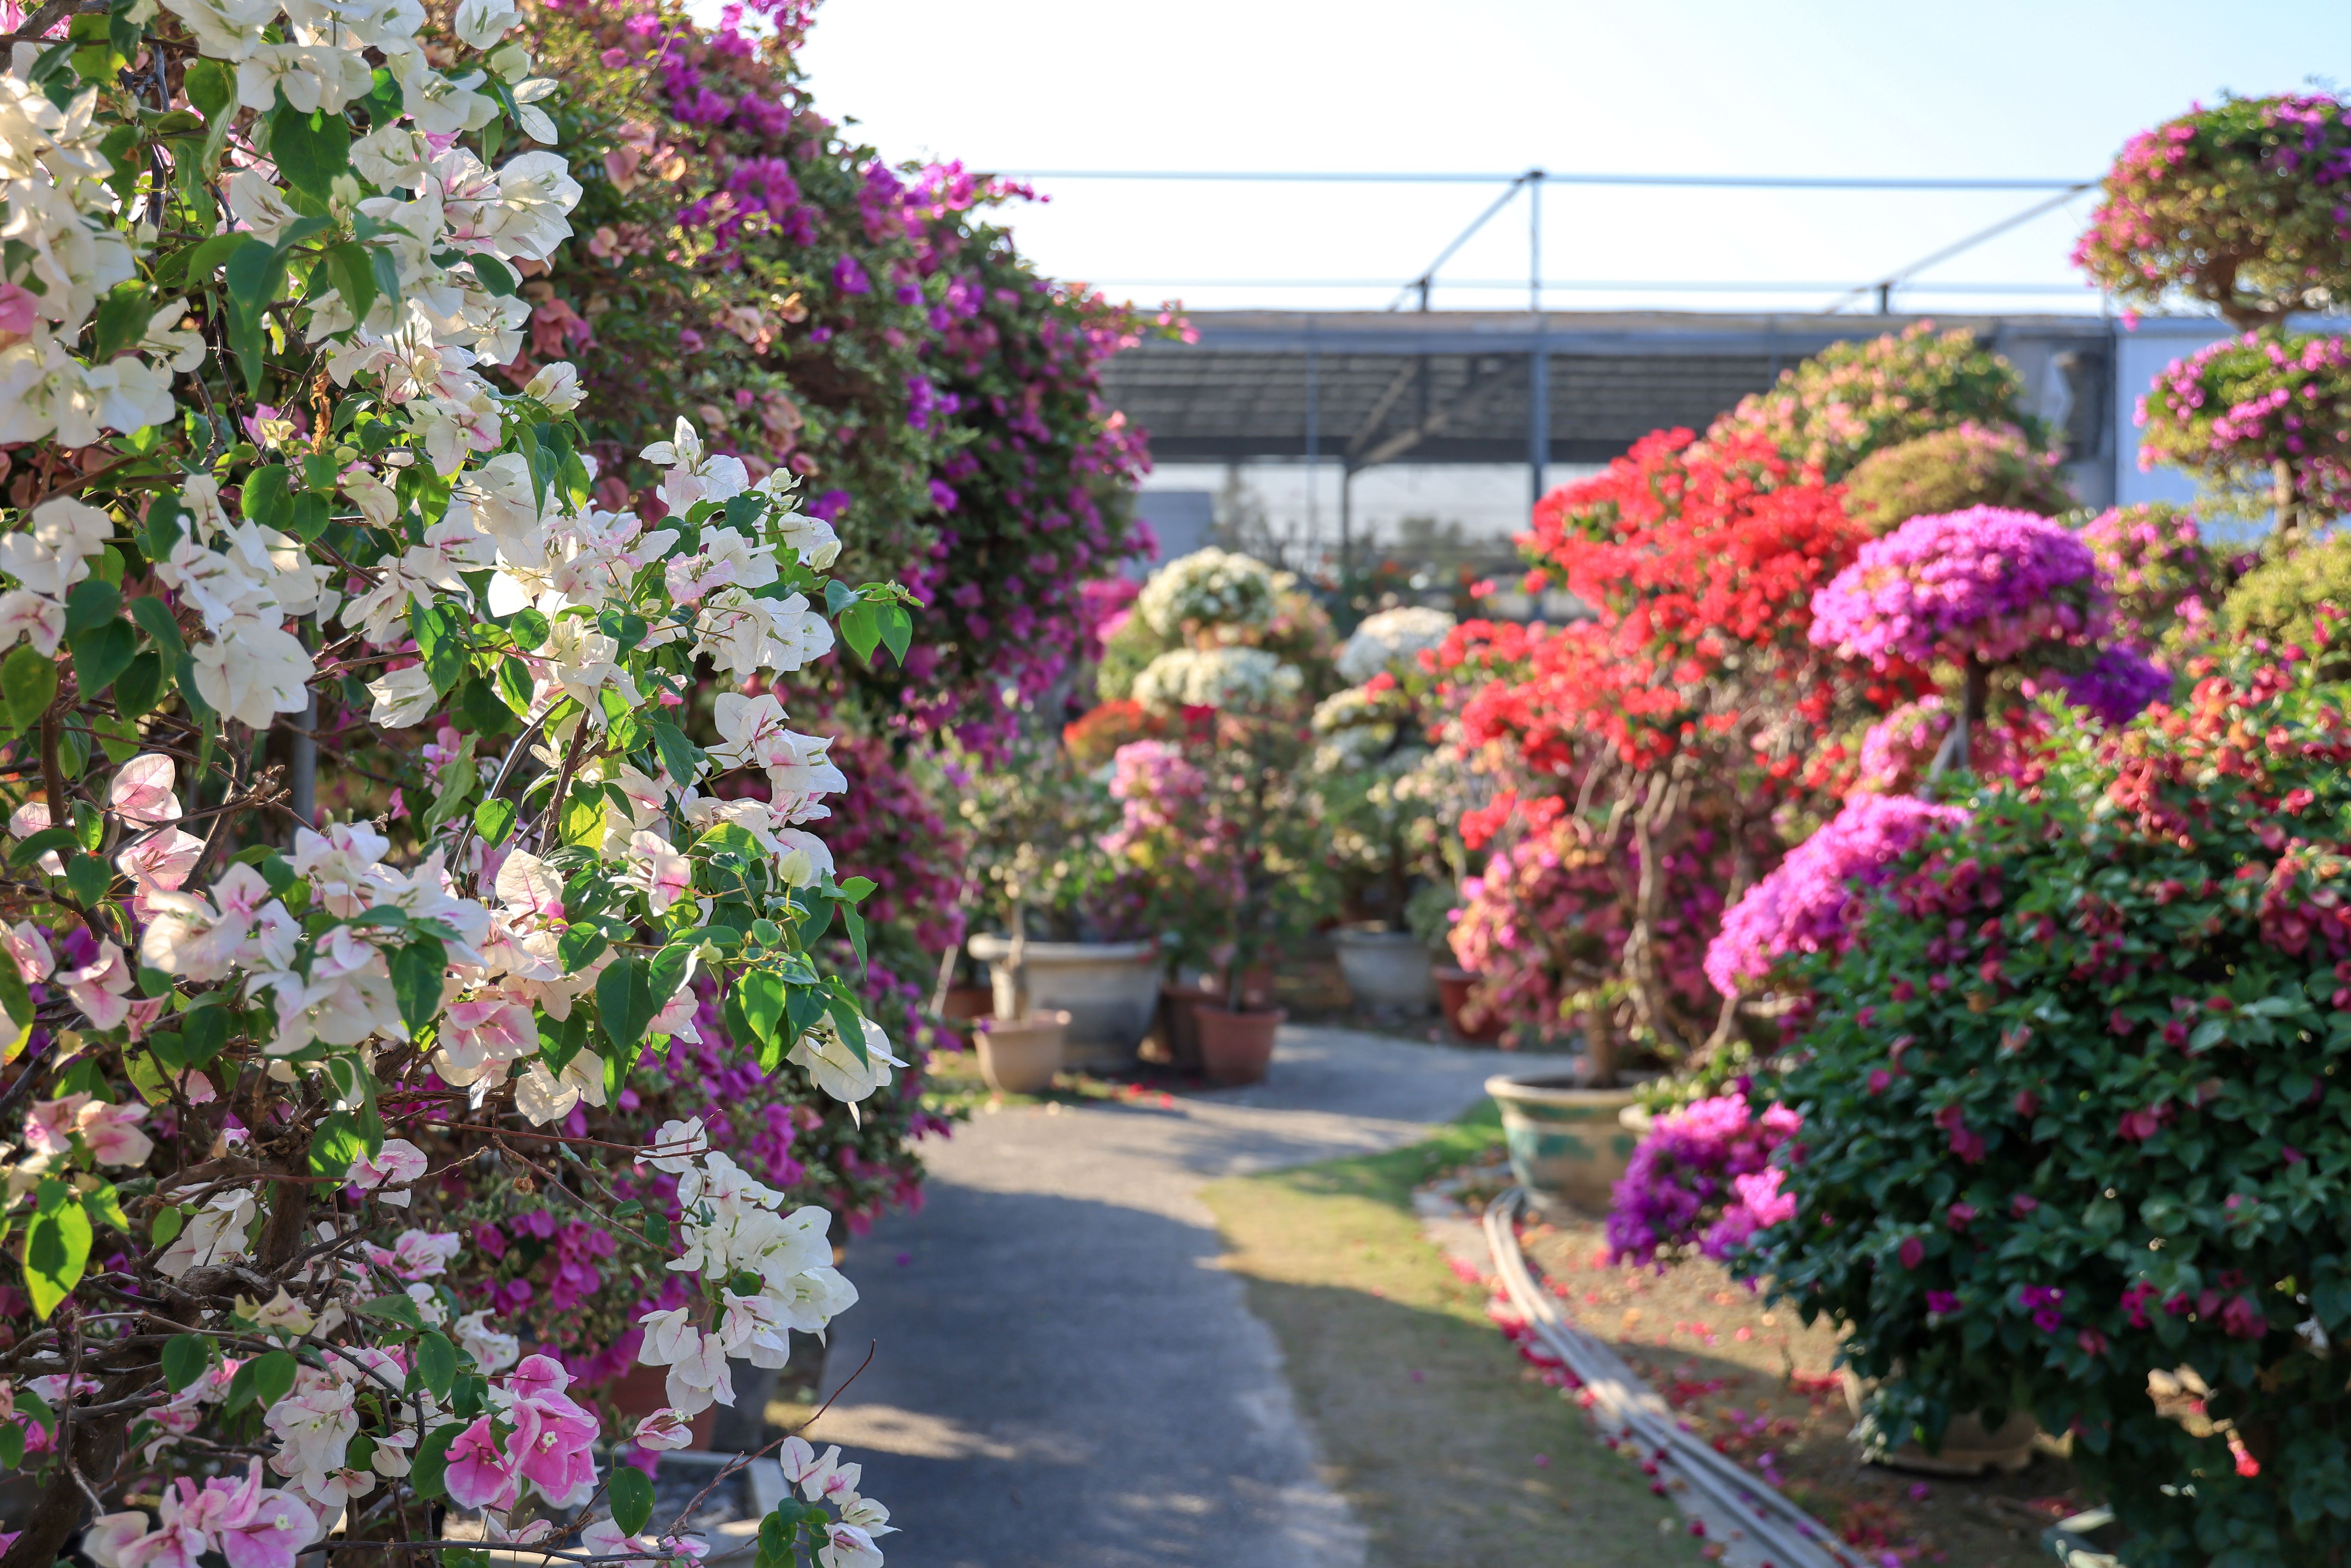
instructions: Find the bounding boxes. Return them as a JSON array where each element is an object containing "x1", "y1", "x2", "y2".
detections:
[{"x1": 961, "y1": 726, "x2": 1158, "y2": 1072}]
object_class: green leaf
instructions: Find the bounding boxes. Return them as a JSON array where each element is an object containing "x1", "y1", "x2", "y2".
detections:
[
  {"x1": 353, "y1": 1292, "x2": 427, "y2": 1327},
  {"x1": 492, "y1": 655, "x2": 534, "y2": 716},
  {"x1": 610, "y1": 1464, "x2": 656, "y2": 1537},
  {"x1": 471, "y1": 253, "x2": 517, "y2": 297},
  {"x1": 597, "y1": 954, "x2": 659, "y2": 1056},
  {"x1": 5, "y1": 827, "x2": 71, "y2": 869},
  {"x1": 838, "y1": 876, "x2": 877, "y2": 903},
  {"x1": 71, "y1": 618, "x2": 138, "y2": 698},
  {"x1": 64, "y1": 577, "x2": 118, "y2": 638},
  {"x1": 0, "y1": 1422, "x2": 22, "y2": 1469},
  {"x1": 473, "y1": 797, "x2": 518, "y2": 845},
  {"x1": 1, "y1": 641, "x2": 57, "y2": 729},
  {"x1": 415, "y1": 1330, "x2": 457, "y2": 1397},
  {"x1": 270, "y1": 99, "x2": 350, "y2": 202},
  {"x1": 184, "y1": 57, "x2": 234, "y2": 119},
  {"x1": 91, "y1": 284, "x2": 149, "y2": 362},
  {"x1": 823, "y1": 579, "x2": 859, "y2": 617},
  {"x1": 127, "y1": 593, "x2": 187, "y2": 659},
  {"x1": 308, "y1": 1111, "x2": 366, "y2": 1178},
  {"x1": 321, "y1": 240, "x2": 378, "y2": 325},
  {"x1": 241, "y1": 465, "x2": 294, "y2": 529},
  {"x1": 785, "y1": 982, "x2": 829, "y2": 1042},
  {"x1": 556, "y1": 923, "x2": 608, "y2": 972},
  {"x1": 224, "y1": 239, "x2": 289, "y2": 395},
  {"x1": 63, "y1": 852, "x2": 111, "y2": 907},
  {"x1": 410, "y1": 1422, "x2": 459, "y2": 1500},
  {"x1": 114, "y1": 650, "x2": 164, "y2": 719},
  {"x1": 250, "y1": 1349, "x2": 298, "y2": 1409},
  {"x1": 650, "y1": 720, "x2": 705, "y2": 787},
  {"x1": 877, "y1": 601, "x2": 912, "y2": 666},
  {"x1": 421, "y1": 744, "x2": 478, "y2": 833},
  {"x1": 739, "y1": 970, "x2": 786, "y2": 1047},
  {"x1": 837, "y1": 600, "x2": 881, "y2": 665},
  {"x1": 24, "y1": 1185, "x2": 91, "y2": 1316},
  {"x1": 507, "y1": 607, "x2": 550, "y2": 651},
  {"x1": 162, "y1": 1333, "x2": 211, "y2": 1392},
  {"x1": 387, "y1": 936, "x2": 447, "y2": 1038},
  {"x1": 411, "y1": 600, "x2": 467, "y2": 693},
  {"x1": 150, "y1": 1203, "x2": 185, "y2": 1247}
]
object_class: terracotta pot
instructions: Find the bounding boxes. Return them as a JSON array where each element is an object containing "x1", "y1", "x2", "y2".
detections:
[
  {"x1": 968, "y1": 936, "x2": 1157, "y2": 1072},
  {"x1": 1206, "y1": 966, "x2": 1276, "y2": 1010},
  {"x1": 1485, "y1": 1073, "x2": 1643, "y2": 1216},
  {"x1": 1330, "y1": 923, "x2": 1435, "y2": 1013},
  {"x1": 1157, "y1": 982, "x2": 1216, "y2": 1073},
  {"x1": 605, "y1": 1361, "x2": 718, "y2": 1449},
  {"x1": 1434, "y1": 965, "x2": 1506, "y2": 1045},
  {"x1": 974, "y1": 1009, "x2": 1068, "y2": 1094},
  {"x1": 942, "y1": 984, "x2": 993, "y2": 1021},
  {"x1": 1196, "y1": 1004, "x2": 1283, "y2": 1086}
]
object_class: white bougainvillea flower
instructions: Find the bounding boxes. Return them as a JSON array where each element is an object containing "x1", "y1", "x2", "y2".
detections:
[
  {"x1": 787, "y1": 1018, "x2": 905, "y2": 1114},
  {"x1": 640, "y1": 1116, "x2": 709, "y2": 1173}
]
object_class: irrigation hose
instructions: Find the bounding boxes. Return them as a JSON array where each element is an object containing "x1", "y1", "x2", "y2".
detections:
[{"x1": 1481, "y1": 1188, "x2": 1874, "y2": 1568}]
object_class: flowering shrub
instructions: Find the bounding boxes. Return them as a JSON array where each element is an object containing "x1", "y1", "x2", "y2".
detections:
[
  {"x1": 1840, "y1": 422, "x2": 2073, "y2": 534},
  {"x1": 1131, "y1": 645, "x2": 1303, "y2": 712},
  {"x1": 1809, "y1": 506, "x2": 2110, "y2": 670},
  {"x1": 2072, "y1": 91, "x2": 2351, "y2": 328},
  {"x1": 1335, "y1": 604, "x2": 1456, "y2": 684},
  {"x1": 1702, "y1": 322, "x2": 2039, "y2": 481},
  {"x1": 1703, "y1": 795, "x2": 1971, "y2": 997},
  {"x1": 1444, "y1": 430, "x2": 1896, "y2": 1055},
  {"x1": 2221, "y1": 534, "x2": 2351, "y2": 666},
  {"x1": 2054, "y1": 645, "x2": 2173, "y2": 726},
  {"x1": 1097, "y1": 548, "x2": 1333, "y2": 704},
  {"x1": 1607, "y1": 1088, "x2": 1801, "y2": 1268},
  {"x1": 1100, "y1": 737, "x2": 1239, "y2": 970},
  {"x1": 0, "y1": 10, "x2": 914, "y2": 1566},
  {"x1": 1134, "y1": 546, "x2": 1284, "y2": 642},
  {"x1": 2137, "y1": 331, "x2": 2351, "y2": 538},
  {"x1": 1745, "y1": 655, "x2": 2351, "y2": 1564},
  {"x1": 2078, "y1": 502, "x2": 2237, "y2": 660}
]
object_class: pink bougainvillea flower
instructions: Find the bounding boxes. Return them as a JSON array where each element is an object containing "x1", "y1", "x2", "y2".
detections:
[
  {"x1": 440, "y1": 1417, "x2": 521, "y2": 1511},
  {"x1": 1898, "y1": 1237, "x2": 1925, "y2": 1270}
]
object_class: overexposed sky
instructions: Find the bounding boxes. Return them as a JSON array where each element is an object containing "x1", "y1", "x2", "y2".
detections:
[{"x1": 781, "y1": 0, "x2": 2350, "y2": 316}]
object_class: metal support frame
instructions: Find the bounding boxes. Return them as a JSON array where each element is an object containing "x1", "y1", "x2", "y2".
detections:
[{"x1": 1528, "y1": 171, "x2": 1548, "y2": 506}]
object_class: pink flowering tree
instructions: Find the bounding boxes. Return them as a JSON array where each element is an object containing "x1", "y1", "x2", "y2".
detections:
[
  {"x1": 0, "y1": 7, "x2": 920, "y2": 1568},
  {"x1": 2072, "y1": 92, "x2": 2351, "y2": 330},
  {"x1": 2137, "y1": 331, "x2": 2351, "y2": 546}
]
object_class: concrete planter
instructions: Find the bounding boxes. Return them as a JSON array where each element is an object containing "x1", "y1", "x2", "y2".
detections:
[
  {"x1": 969, "y1": 936, "x2": 1157, "y2": 1072},
  {"x1": 1330, "y1": 923, "x2": 1435, "y2": 1013},
  {"x1": 974, "y1": 1009, "x2": 1068, "y2": 1094},
  {"x1": 1197, "y1": 1004, "x2": 1282, "y2": 1085},
  {"x1": 1485, "y1": 1073, "x2": 1643, "y2": 1216},
  {"x1": 1156, "y1": 981, "x2": 1217, "y2": 1073}
]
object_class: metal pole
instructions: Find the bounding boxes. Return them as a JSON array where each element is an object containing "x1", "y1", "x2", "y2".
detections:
[
  {"x1": 1304, "y1": 315, "x2": 1320, "y2": 562},
  {"x1": 1528, "y1": 170, "x2": 1548, "y2": 508},
  {"x1": 1339, "y1": 466, "x2": 1354, "y2": 596},
  {"x1": 1877, "y1": 281, "x2": 1892, "y2": 313}
]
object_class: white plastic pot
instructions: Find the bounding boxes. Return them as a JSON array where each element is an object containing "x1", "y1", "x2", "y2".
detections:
[
  {"x1": 1330, "y1": 923, "x2": 1435, "y2": 1013},
  {"x1": 967, "y1": 936, "x2": 1158, "y2": 1072}
]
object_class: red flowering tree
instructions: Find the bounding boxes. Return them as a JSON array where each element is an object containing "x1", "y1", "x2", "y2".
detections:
[{"x1": 1436, "y1": 431, "x2": 1908, "y2": 1062}]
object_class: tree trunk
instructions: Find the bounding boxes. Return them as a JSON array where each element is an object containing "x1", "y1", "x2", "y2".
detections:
[{"x1": 0, "y1": 1368, "x2": 145, "y2": 1568}]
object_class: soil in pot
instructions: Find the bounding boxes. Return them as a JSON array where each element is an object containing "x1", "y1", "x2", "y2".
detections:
[
  {"x1": 1434, "y1": 965, "x2": 1506, "y2": 1045},
  {"x1": 1197, "y1": 1004, "x2": 1283, "y2": 1086},
  {"x1": 975, "y1": 1009, "x2": 1068, "y2": 1095}
]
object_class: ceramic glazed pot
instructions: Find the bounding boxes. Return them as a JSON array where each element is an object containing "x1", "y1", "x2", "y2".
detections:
[
  {"x1": 974, "y1": 1009, "x2": 1069, "y2": 1095},
  {"x1": 1434, "y1": 965, "x2": 1506, "y2": 1044},
  {"x1": 1196, "y1": 1004, "x2": 1283, "y2": 1086},
  {"x1": 1330, "y1": 923, "x2": 1436, "y2": 1013},
  {"x1": 1157, "y1": 982, "x2": 1217, "y2": 1073},
  {"x1": 1485, "y1": 1073, "x2": 1643, "y2": 1216},
  {"x1": 968, "y1": 936, "x2": 1157, "y2": 1072}
]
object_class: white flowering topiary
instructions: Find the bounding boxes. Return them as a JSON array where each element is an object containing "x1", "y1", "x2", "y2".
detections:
[
  {"x1": 1334, "y1": 605, "x2": 1456, "y2": 685},
  {"x1": 1131, "y1": 645, "x2": 1303, "y2": 712},
  {"x1": 1133, "y1": 547, "x2": 1284, "y2": 639}
]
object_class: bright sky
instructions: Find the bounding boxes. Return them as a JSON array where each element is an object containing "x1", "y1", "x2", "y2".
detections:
[{"x1": 783, "y1": 0, "x2": 2351, "y2": 318}]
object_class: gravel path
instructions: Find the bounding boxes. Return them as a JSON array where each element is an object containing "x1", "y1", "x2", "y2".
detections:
[{"x1": 805, "y1": 1025, "x2": 1503, "y2": 1568}]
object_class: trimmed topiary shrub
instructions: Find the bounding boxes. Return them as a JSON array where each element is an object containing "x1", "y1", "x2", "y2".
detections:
[{"x1": 1843, "y1": 422, "x2": 2075, "y2": 534}]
